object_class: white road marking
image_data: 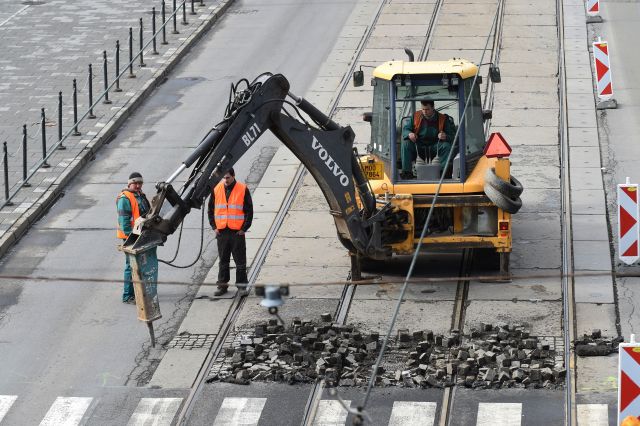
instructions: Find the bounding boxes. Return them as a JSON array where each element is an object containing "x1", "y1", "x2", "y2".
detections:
[
  {"x1": 127, "y1": 397, "x2": 183, "y2": 426},
  {"x1": 0, "y1": 5, "x2": 30, "y2": 28},
  {"x1": 39, "y1": 397, "x2": 92, "y2": 426},
  {"x1": 388, "y1": 401, "x2": 437, "y2": 426},
  {"x1": 0, "y1": 395, "x2": 18, "y2": 423},
  {"x1": 212, "y1": 397, "x2": 267, "y2": 426},
  {"x1": 476, "y1": 402, "x2": 522, "y2": 425},
  {"x1": 312, "y1": 400, "x2": 351, "y2": 426},
  {"x1": 577, "y1": 404, "x2": 609, "y2": 425}
]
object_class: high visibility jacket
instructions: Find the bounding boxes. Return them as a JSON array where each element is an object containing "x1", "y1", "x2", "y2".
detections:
[
  {"x1": 213, "y1": 181, "x2": 247, "y2": 231},
  {"x1": 413, "y1": 111, "x2": 446, "y2": 135},
  {"x1": 116, "y1": 190, "x2": 141, "y2": 239}
]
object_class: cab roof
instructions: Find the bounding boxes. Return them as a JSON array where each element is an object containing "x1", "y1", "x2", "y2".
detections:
[{"x1": 372, "y1": 59, "x2": 478, "y2": 81}]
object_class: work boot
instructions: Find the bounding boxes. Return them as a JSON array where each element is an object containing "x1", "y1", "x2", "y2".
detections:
[
  {"x1": 236, "y1": 284, "x2": 249, "y2": 297},
  {"x1": 213, "y1": 285, "x2": 228, "y2": 297},
  {"x1": 123, "y1": 296, "x2": 136, "y2": 305}
]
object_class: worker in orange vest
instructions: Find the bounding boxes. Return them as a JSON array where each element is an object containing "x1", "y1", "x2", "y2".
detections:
[
  {"x1": 207, "y1": 168, "x2": 253, "y2": 296},
  {"x1": 116, "y1": 172, "x2": 151, "y2": 303}
]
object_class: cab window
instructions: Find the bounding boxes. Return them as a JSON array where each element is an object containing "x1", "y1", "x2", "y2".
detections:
[{"x1": 369, "y1": 79, "x2": 391, "y2": 160}]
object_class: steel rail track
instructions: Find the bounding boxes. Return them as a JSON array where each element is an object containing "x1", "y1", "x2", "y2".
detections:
[{"x1": 556, "y1": 0, "x2": 577, "y2": 420}]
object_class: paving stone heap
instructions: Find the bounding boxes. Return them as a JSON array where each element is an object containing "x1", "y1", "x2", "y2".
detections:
[
  {"x1": 208, "y1": 314, "x2": 381, "y2": 385},
  {"x1": 574, "y1": 329, "x2": 623, "y2": 357},
  {"x1": 384, "y1": 323, "x2": 566, "y2": 390},
  {"x1": 207, "y1": 318, "x2": 566, "y2": 390}
]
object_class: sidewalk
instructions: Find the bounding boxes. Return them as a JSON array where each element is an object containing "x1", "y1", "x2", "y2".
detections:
[{"x1": 0, "y1": 0, "x2": 234, "y2": 257}]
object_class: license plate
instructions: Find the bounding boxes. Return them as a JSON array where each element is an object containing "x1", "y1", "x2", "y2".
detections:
[{"x1": 361, "y1": 162, "x2": 384, "y2": 180}]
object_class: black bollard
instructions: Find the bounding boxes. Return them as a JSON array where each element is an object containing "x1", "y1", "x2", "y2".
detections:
[
  {"x1": 3, "y1": 142, "x2": 12, "y2": 205},
  {"x1": 161, "y1": 2, "x2": 168, "y2": 45},
  {"x1": 88, "y1": 64, "x2": 96, "y2": 119},
  {"x1": 152, "y1": 8, "x2": 158, "y2": 55},
  {"x1": 57, "y1": 91, "x2": 66, "y2": 150},
  {"x1": 40, "y1": 108, "x2": 50, "y2": 168},
  {"x1": 200, "y1": 0, "x2": 204, "y2": 6},
  {"x1": 72, "y1": 79, "x2": 81, "y2": 136},
  {"x1": 139, "y1": 18, "x2": 146, "y2": 67},
  {"x1": 172, "y1": 0, "x2": 179, "y2": 34},
  {"x1": 182, "y1": 0, "x2": 188, "y2": 25},
  {"x1": 22, "y1": 125, "x2": 31, "y2": 187},
  {"x1": 115, "y1": 40, "x2": 122, "y2": 92},
  {"x1": 128, "y1": 28, "x2": 136, "y2": 78},
  {"x1": 102, "y1": 51, "x2": 112, "y2": 105},
  {"x1": 190, "y1": 0, "x2": 196, "y2": 15}
]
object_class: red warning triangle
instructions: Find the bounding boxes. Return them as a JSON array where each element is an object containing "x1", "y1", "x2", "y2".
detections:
[
  {"x1": 601, "y1": 82, "x2": 613, "y2": 96},
  {"x1": 589, "y1": 2, "x2": 599, "y2": 12},
  {"x1": 596, "y1": 43, "x2": 608, "y2": 55},
  {"x1": 483, "y1": 133, "x2": 512, "y2": 158},
  {"x1": 623, "y1": 243, "x2": 638, "y2": 257},
  {"x1": 624, "y1": 187, "x2": 638, "y2": 203},
  {"x1": 620, "y1": 206, "x2": 637, "y2": 238},
  {"x1": 595, "y1": 58, "x2": 609, "y2": 81},
  {"x1": 624, "y1": 347, "x2": 640, "y2": 365},
  {"x1": 621, "y1": 370, "x2": 640, "y2": 411}
]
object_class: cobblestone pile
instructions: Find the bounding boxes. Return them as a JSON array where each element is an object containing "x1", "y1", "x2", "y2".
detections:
[
  {"x1": 206, "y1": 318, "x2": 566, "y2": 390},
  {"x1": 574, "y1": 329, "x2": 623, "y2": 356}
]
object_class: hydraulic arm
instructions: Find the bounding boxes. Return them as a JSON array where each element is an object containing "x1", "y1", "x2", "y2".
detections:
[{"x1": 123, "y1": 73, "x2": 392, "y2": 260}]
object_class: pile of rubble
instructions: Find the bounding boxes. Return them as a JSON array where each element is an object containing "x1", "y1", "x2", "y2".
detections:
[
  {"x1": 574, "y1": 329, "x2": 623, "y2": 356},
  {"x1": 207, "y1": 317, "x2": 566, "y2": 390}
]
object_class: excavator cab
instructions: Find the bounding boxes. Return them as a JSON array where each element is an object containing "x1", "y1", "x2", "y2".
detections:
[{"x1": 358, "y1": 59, "x2": 486, "y2": 184}]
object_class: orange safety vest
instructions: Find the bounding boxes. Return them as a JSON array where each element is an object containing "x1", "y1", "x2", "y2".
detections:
[
  {"x1": 213, "y1": 181, "x2": 247, "y2": 231},
  {"x1": 116, "y1": 190, "x2": 141, "y2": 239},
  {"x1": 413, "y1": 111, "x2": 446, "y2": 135}
]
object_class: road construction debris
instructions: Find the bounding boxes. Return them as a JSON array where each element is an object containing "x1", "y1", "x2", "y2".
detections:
[
  {"x1": 574, "y1": 329, "x2": 623, "y2": 357},
  {"x1": 206, "y1": 318, "x2": 566, "y2": 389}
]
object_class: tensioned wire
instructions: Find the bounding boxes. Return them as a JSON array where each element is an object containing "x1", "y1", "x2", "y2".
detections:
[{"x1": 357, "y1": 0, "x2": 504, "y2": 413}]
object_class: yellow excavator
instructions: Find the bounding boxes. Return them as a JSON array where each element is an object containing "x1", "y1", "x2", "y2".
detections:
[{"x1": 121, "y1": 51, "x2": 522, "y2": 342}]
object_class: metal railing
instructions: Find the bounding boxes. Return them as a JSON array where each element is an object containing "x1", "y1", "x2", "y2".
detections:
[{"x1": 1, "y1": 0, "x2": 205, "y2": 210}]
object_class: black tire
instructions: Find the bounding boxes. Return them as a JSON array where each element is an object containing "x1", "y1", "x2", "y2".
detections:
[
  {"x1": 485, "y1": 184, "x2": 522, "y2": 214},
  {"x1": 485, "y1": 168, "x2": 524, "y2": 199}
]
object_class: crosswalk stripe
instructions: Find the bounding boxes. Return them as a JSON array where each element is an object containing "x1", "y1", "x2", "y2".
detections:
[
  {"x1": 0, "y1": 395, "x2": 18, "y2": 423},
  {"x1": 577, "y1": 404, "x2": 609, "y2": 425},
  {"x1": 212, "y1": 397, "x2": 267, "y2": 426},
  {"x1": 312, "y1": 400, "x2": 351, "y2": 426},
  {"x1": 476, "y1": 402, "x2": 522, "y2": 426},
  {"x1": 127, "y1": 397, "x2": 183, "y2": 426},
  {"x1": 388, "y1": 401, "x2": 437, "y2": 426},
  {"x1": 39, "y1": 397, "x2": 92, "y2": 426}
]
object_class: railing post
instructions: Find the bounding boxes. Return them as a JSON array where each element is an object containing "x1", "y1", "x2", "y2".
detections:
[
  {"x1": 115, "y1": 40, "x2": 122, "y2": 92},
  {"x1": 152, "y1": 7, "x2": 159, "y2": 55},
  {"x1": 72, "y1": 79, "x2": 81, "y2": 136},
  {"x1": 190, "y1": 0, "x2": 196, "y2": 15},
  {"x1": 161, "y1": 1, "x2": 168, "y2": 45},
  {"x1": 102, "y1": 51, "x2": 112, "y2": 105},
  {"x1": 3, "y1": 142, "x2": 13, "y2": 206},
  {"x1": 88, "y1": 64, "x2": 96, "y2": 119},
  {"x1": 139, "y1": 18, "x2": 146, "y2": 67},
  {"x1": 22, "y1": 125, "x2": 30, "y2": 187},
  {"x1": 200, "y1": 0, "x2": 204, "y2": 6},
  {"x1": 57, "y1": 91, "x2": 66, "y2": 150},
  {"x1": 40, "y1": 108, "x2": 50, "y2": 168},
  {"x1": 128, "y1": 28, "x2": 136, "y2": 78},
  {"x1": 172, "y1": 0, "x2": 179, "y2": 34},
  {"x1": 182, "y1": 0, "x2": 188, "y2": 25}
]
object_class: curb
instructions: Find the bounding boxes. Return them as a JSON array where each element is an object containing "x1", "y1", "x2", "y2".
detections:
[{"x1": 0, "y1": 0, "x2": 236, "y2": 261}]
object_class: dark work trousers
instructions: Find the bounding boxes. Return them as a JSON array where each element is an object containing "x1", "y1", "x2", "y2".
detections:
[{"x1": 216, "y1": 228, "x2": 248, "y2": 285}]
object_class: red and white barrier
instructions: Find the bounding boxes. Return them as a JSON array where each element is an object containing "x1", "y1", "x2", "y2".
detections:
[
  {"x1": 618, "y1": 178, "x2": 639, "y2": 265},
  {"x1": 586, "y1": 0, "x2": 600, "y2": 15},
  {"x1": 593, "y1": 39, "x2": 618, "y2": 109},
  {"x1": 619, "y1": 335, "x2": 640, "y2": 423}
]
